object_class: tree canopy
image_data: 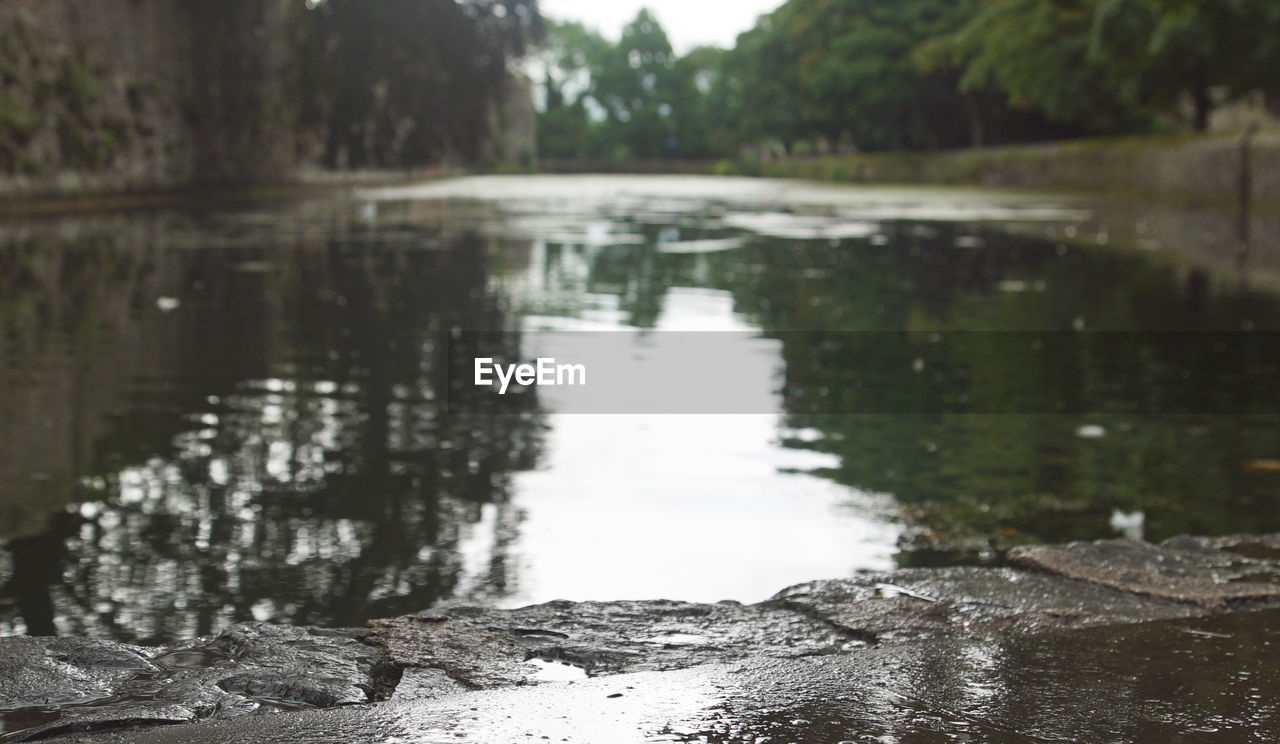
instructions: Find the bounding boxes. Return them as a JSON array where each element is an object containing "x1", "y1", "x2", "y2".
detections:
[
  {"x1": 297, "y1": 0, "x2": 543, "y2": 168},
  {"x1": 536, "y1": 0, "x2": 1280, "y2": 161}
]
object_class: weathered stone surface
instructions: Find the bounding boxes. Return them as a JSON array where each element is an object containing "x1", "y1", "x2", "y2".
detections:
[
  {"x1": 765, "y1": 566, "x2": 1204, "y2": 642},
  {"x1": 365, "y1": 598, "x2": 863, "y2": 691},
  {"x1": 1009, "y1": 537, "x2": 1280, "y2": 608},
  {"x1": 43, "y1": 608, "x2": 1280, "y2": 744},
  {"x1": 386, "y1": 667, "x2": 465, "y2": 705},
  {"x1": 365, "y1": 614, "x2": 528, "y2": 690},
  {"x1": 0, "y1": 636, "x2": 155, "y2": 709},
  {"x1": 201, "y1": 624, "x2": 378, "y2": 708},
  {"x1": 10, "y1": 533, "x2": 1280, "y2": 742},
  {"x1": 5, "y1": 705, "x2": 195, "y2": 743},
  {"x1": 1162, "y1": 531, "x2": 1280, "y2": 564},
  {"x1": 480, "y1": 598, "x2": 863, "y2": 671},
  {"x1": 0, "y1": 623, "x2": 381, "y2": 742}
]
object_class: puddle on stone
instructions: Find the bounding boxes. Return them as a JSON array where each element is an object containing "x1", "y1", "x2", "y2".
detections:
[
  {"x1": 150, "y1": 647, "x2": 233, "y2": 671},
  {"x1": 1225, "y1": 541, "x2": 1280, "y2": 561},
  {"x1": 643, "y1": 633, "x2": 709, "y2": 647},
  {"x1": 874, "y1": 583, "x2": 938, "y2": 602},
  {"x1": 525, "y1": 657, "x2": 589, "y2": 683},
  {"x1": 0, "y1": 708, "x2": 62, "y2": 742},
  {"x1": 0, "y1": 691, "x2": 165, "y2": 742},
  {"x1": 248, "y1": 696, "x2": 320, "y2": 712},
  {"x1": 1229, "y1": 570, "x2": 1280, "y2": 584}
]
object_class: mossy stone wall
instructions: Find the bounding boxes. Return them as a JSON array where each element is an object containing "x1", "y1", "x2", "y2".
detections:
[
  {"x1": 0, "y1": 0, "x2": 295, "y2": 197},
  {"x1": 738, "y1": 133, "x2": 1280, "y2": 207}
]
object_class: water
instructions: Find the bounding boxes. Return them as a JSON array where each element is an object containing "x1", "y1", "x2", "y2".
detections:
[{"x1": 1, "y1": 175, "x2": 1278, "y2": 643}]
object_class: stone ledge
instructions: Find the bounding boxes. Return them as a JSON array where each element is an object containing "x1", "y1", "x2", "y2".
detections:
[
  {"x1": 4, "y1": 532, "x2": 1280, "y2": 742},
  {"x1": 1009, "y1": 533, "x2": 1280, "y2": 609}
]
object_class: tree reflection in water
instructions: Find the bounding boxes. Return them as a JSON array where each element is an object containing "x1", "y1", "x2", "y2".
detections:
[
  {"x1": 0, "y1": 206, "x2": 545, "y2": 643},
  {"x1": 501, "y1": 210, "x2": 1280, "y2": 564},
  {"x1": 645, "y1": 221, "x2": 1280, "y2": 560}
]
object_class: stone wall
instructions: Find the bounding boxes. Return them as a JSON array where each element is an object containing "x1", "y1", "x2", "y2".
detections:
[
  {"x1": 0, "y1": 0, "x2": 295, "y2": 197},
  {"x1": 747, "y1": 132, "x2": 1280, "y2": 207}
]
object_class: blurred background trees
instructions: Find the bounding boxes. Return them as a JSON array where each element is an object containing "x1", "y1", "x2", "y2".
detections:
[
  {"x1": 296, "y1": 0, "x2": 543, "y2": 168},
  {"x1": 1, "y1": 0, "x2": 1274, "y2": 176},
  {"x1": 535, "y1": 0, "x2": 1280, "y2": 160}
]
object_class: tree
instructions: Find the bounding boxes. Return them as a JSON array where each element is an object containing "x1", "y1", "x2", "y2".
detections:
[
  {"x1": 590, "y1": 9, "x2": 681, "y2": 158},
  {"x1": 668, "y1": 46, "x2": 728, "y2": 157},
  {"x1": 535, "y1": 10, "x2": 716, "y2": 160},
  {"x1": 914, "y1": 0, "x2": 1148, "y2": 136},
  {"x1": 1091, "y1": 0, "x2": 1280, "y2": 130},
  {"x1": 297, "y1": 0, "x2": 541, "y2": 168},
  {"x1": 721, "y1": 0, "x2": 982, "y2": 153},
  {"x1": 717, "y1": 14, "x2": 808, "y2": 153},
  {"x1": 535, "y1": 20, "x2": 612, "y2": 158}
]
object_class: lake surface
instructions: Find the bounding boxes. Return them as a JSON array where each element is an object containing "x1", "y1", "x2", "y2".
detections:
[{"x1": 1, "y1": 175, "x2": 1278, "y2": 643}]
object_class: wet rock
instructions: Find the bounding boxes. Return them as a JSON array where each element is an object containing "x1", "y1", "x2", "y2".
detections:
[
  {"x1": 1009, "y1": 538, "x2": 1280, "y2": 608},
  {"x1": 44, "y1": 608, "x2": 1280, "y2": 744},
  {"x1": 492, "y1": 599, "x2": 863, "y2": 670},
  {"x1": 5, "y1": 705, "x2": 195, "y2": 743},
  {"x1": 387, "y1": 667, "x2": 465, "y2": 704},
  {"x1": 201, "y1": 623, "x2": 378, "y2": 707},
  {"x1": 364, "y1": 615, "x2": 527, "y2": 689},
  {"x1": 13, "y1": 533, "x2": 1280, "y2": 742},
  {"x1": 0, "y1": 624, "x2": 383, "y2": 742},
  {"x1": 765, "y1": 566, "x2": 1204, "y2": 642},
  {"x1": 366, "y1": 598, "x2": 861, "y2": 687},
  {"x1": 0, "y1": 637, "x2": 155, "y2": 710},
  {"x1": 678, "y1": 607, "x2": 1280, "y2": 744},
  {"x1": 1162, "y1": 531, "x2": 1280, "y2": 565}
]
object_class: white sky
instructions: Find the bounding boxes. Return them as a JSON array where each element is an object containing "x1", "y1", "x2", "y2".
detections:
[{"x1": 538, "y1": 0, "x2": 781, "y2": 53}]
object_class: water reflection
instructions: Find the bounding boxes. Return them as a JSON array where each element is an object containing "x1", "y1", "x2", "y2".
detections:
[
  {"x1": 2, "y1": 177, "x2": 1280, "y2": 641},
  {"x1": 0, "y1": 207, "x2": 545, "y2": 642},
  {"x1": 467, "y1": 180, "x2": 1280, "y2": 565}
]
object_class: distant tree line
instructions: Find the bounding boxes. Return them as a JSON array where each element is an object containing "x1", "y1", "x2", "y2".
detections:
[{"x1": 537, "y1": 0, "x2": 1280, "y2": 160}]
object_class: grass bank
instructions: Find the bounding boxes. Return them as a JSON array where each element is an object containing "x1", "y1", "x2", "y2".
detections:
[{"x1": 715, "y1": 131, "x2": 1280, "y2": 209}]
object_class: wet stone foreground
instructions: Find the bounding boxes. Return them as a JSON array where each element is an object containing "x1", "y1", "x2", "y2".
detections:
[{"x1": 3, "y1": 534, "x2": 1280, "y2": 743}]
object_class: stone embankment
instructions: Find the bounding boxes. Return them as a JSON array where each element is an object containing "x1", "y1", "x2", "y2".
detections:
[{"x1": 741, "y1": 131, "x2": 1280, "y2": 208}]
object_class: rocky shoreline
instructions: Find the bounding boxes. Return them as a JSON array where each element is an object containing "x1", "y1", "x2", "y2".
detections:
[{"x1": 4, "y1": 532, "x2": 1280, "y2": 742}]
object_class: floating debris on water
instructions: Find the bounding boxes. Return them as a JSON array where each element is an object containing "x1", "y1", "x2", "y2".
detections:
[{"x1": 1076, "y1": 424, "x2": 1106, "y2": 439}]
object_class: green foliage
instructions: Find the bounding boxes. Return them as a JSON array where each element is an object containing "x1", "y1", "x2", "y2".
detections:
[
  {"x1": 590, "y1": 9, "x2": 680, "y2": 158},
  {"x1": 56, "y1": 54, "x2": 99, "y2": 113},
  {"x1": 0, "y1": 92, "x2": 38, "y2": 138},
  {"x1": 55, "y1": 113, "x2": 126, "y2": 170},
  {"x1": 667, "y1": 46, "x2": 727, "y2": 157},
  {"x1": 537, "y1": 96, "x2": 605, "y2": 158},
  {"x1": 914, "y1": 0, "x2": 1143, "y2": 131},
  {"x1": 0, "y1": 19, "x2": 129, "y2": 176},
  {"x1": 297, "y1": 0, "x2": 542, "y2": 168},
  {"x1": 717, "y1": 14, "x2": 806, "y2": 151},
  {"x1": 919, "y1": 0, "x2": 1280, "y2": 135},
  {"x1": 537, "y1": 10, "x2": 698, "y2": 160},
  {"x1": 1090, "y1": 0, "x2": 1280, "y2": 130},
  {"x1": 781, "y1": 0, "x2": 979, "y2": 150},
  {"x1": 535, "y1": 20, "x2": 606, "y2": 158},
  {"x1": 538, "y1": 0, "x2": 1279, "y2": 162}
]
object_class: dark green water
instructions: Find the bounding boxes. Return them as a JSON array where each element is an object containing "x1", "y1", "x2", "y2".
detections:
[{"x1": 1, "y1": 176, "x2": 1278, "y2": 643}]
